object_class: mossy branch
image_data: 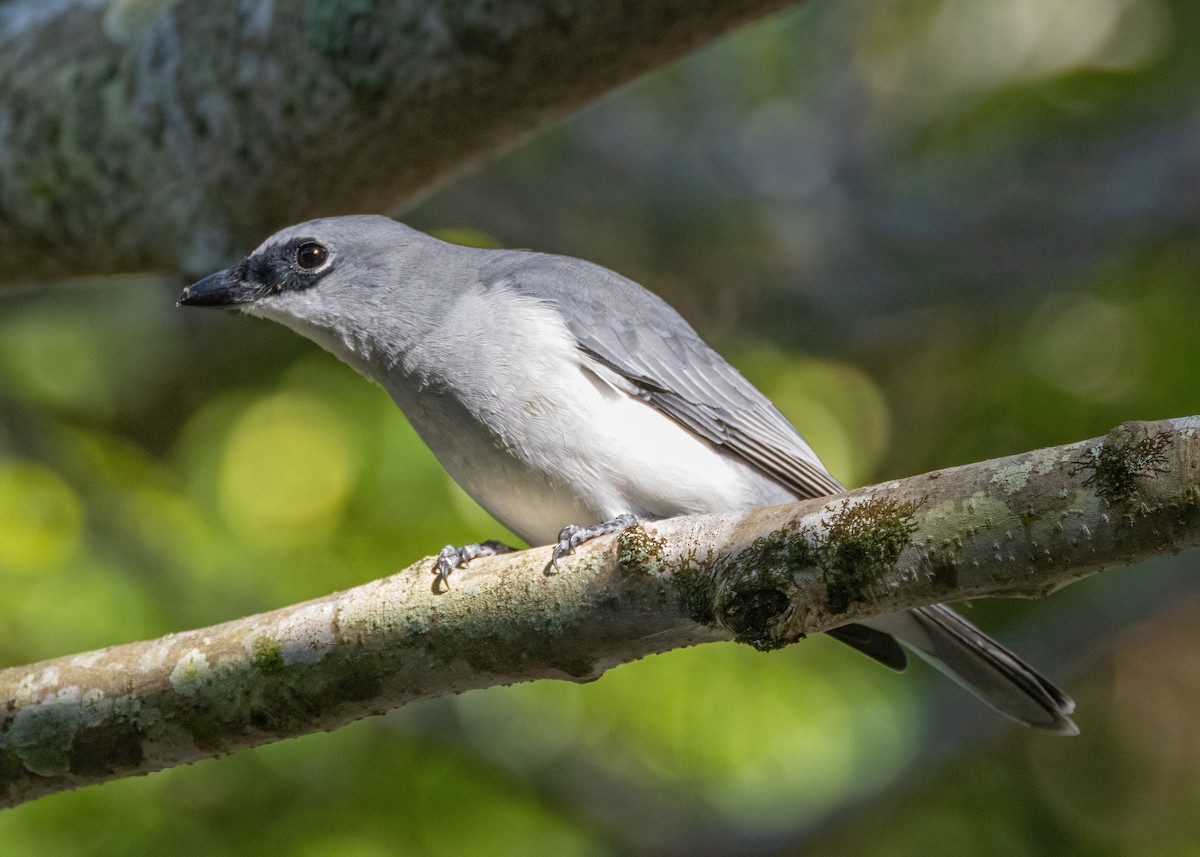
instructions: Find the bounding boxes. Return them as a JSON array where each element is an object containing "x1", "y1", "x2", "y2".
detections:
[
  {"x1": 3, "y1": 416, "x2": 1200, "y2": 807},
  {"x1": 0, "y1": 0, "x2": 801, "y2": 285}
]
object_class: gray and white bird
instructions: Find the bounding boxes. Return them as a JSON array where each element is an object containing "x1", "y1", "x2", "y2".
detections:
[{"x1": 180, "y1": 215, "x2": 1076, "y2": 734}]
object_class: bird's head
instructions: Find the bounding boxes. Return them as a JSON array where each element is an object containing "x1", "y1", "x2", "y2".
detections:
[
  {"x1": 179, "y1": 215, "x2": 452, "y2": 374},
  {"x1": 179, "y1": 214, "x2": 429, "y2": 310}
]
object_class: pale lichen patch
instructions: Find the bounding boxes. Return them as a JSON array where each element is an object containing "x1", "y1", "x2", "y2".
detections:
[
  {"x1": 70, "y1": 651, "x2": 106, "y2": 670},
  {"x1": 337, "y1": 583, "x2": 409, "y2": 637},
  {"x1": 138, "y1": 637, "x2": 176, "y2": 673},
  {"x1": 267, "y1": 603, "x2": 338, "y2": 666},
  {"x1": 12, "y1": 666, "x2": 62, "y2": 706},
  {"x1": 1031, "y1": 447, "x2": 1062, "y2": 476},
  {"x1": 7, "y1": 687, "x2": 83, "y2": 777},
  {"x1": 922, "y1": 492, "x2": 1014, "y2": 548},
  {"x1": 169, "y1": 649, "x2": 211, "y2": 697},
  {"x1": 1067, "y1": 486, "x2": 1103, "y2": 515},
  {"x1": 991, "y1": 460, "x2": 1033, "y2": 494}
]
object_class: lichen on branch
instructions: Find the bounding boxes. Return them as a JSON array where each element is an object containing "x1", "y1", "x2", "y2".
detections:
[{"x1": 2, "y1": 416, "x2": 1200, "y2": 809}]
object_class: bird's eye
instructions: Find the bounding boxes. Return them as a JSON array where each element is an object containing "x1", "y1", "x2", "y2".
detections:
[{"x1": 295, "y1": 242, "x2": 329, "y2": 270}]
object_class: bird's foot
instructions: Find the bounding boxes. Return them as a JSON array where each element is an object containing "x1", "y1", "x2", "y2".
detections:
[
  {"x1": 434, "y1": 540, "x2": 514, "y2": 590},
  {"x1": 549, "y1": 514, "x2": 641, "y2": 573}
]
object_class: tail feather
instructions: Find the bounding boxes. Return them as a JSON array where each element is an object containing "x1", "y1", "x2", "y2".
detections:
[
  {"x1": 857, "y1": 603, "x2": 1077, "y2": 735},
  {"x1": 825, "y1": 623, "x2": 908, "y2": 671}
]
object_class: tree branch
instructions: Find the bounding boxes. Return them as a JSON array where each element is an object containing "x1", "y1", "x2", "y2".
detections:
[
  {"x1": 0, "y1": 0, "x2": 801, "y2": 286},
  {"x1": 3, "y1": 416, "x2": 1199, "y2": 807}
]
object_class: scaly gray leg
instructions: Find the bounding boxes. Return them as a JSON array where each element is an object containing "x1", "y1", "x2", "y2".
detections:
[
  {"x1": 435, "y1": 540, "x2": 514, "y2": 589},
  {"x1": 550, "y1": 513, "x2": 641, "y2": 572}
]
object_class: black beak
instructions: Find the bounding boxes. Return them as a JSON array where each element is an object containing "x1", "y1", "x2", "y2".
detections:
[{"x1": 179, "y1": 269, "x2": 261, "y2": 307}]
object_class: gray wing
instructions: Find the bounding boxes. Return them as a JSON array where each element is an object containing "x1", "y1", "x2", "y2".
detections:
[
  {"x1": 484, "y1": 253, "x2": 1078, "y2": 731},
  {"x1": 485, "y1": 252, "x2": 844, "y2": 499}
]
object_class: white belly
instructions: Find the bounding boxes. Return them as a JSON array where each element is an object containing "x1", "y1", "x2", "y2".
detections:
[
  {"x1": 383, "y1": 288, "x2": 796, "y2": 547},
  {"x1": 406, "y1": 367, "x2": 795, "y2": 546}
]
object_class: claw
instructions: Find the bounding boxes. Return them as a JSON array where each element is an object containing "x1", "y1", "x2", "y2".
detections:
[
  {"x1": 433, "y1": 540, "x2": 514, "y2": 590},
  {"x1": 435, "y1": 545, "x2": 463, "y2": 585},
  {"x1": 548, "y1": 513, "x2": 640, "y2": 574}
]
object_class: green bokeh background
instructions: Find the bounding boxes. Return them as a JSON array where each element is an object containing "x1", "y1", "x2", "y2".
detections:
[{"x1": 3, "y1": 1, "x2": 1200, "y2": 853}]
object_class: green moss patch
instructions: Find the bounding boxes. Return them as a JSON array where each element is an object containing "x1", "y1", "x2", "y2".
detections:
[
  {"x1": 1071, "y1": 425, "x2": 1171, "y2": 510},
  {"x1": 818, "y1": 496, "x2": 919, "y2": 615}
]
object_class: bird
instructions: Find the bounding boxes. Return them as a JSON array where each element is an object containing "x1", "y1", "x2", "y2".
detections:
[{"x1": 180, "y1": 214, "x2": 1077, "y2": 734}]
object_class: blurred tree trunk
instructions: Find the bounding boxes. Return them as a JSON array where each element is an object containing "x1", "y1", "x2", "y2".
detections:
[{"x1": 0, "y1": 0, "x2": 800, "y2": 286}]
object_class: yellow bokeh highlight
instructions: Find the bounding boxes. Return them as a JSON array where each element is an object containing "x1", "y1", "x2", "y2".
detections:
[
  {"x1": 0, "y1": 315, "x2": 112, "y2": 416},
  {"x1": 427, "y1": 226, "x2": 505, "y2": 249},
  {"x1": 0, "y1": 459, "x2": 83, "y2": 574},
  {"x1": 218, "y1": 393, "x2": 355, "y2": 551},
  {"x1": 861, "y1": 0, "x2": 1168, "y2": 113},
  {"x1": 1023, "y1": 293, "x2": 1145, "y2": 402},
  {"x1": 736, "y1": 346, "x2": 892, "y2": 488},
  {"x1": 567, "y1": 640, "x2": 918, "y2": 830}
]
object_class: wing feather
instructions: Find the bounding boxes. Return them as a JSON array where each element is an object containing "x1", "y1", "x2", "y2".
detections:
[
  {"x1": 485, "y1": 253, "x2": 844, "y2": 499},
  {"x1": 480, "y1": 253, "x2": 1076, "y2": 733}
]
